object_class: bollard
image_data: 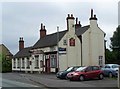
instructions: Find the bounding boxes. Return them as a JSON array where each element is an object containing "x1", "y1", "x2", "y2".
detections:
[{"x1": 118, "y1": 66, "x2": 120, "y2": 88}]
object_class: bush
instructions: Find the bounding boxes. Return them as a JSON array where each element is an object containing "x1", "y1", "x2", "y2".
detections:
[{"x1": 0, "y1": 54, "x2": 12, "y2": 73}]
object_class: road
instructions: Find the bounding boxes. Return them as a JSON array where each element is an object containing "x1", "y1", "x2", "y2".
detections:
[
  {"x1": 1, "y1": 73, "x2": 49, "y2": 89},
  {"x1": 2, "y1": 78, "x2": 39, "y2": 87},
  {"x1": 1, "y1": 72, "x2": 119, "y2": 89}
]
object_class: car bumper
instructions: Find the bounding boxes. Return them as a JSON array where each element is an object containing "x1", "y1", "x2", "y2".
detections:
[
  {"x1": 67, "y1": 75, "x2": 79, "y2": 80},
  {"x1": 56, "y1": 74, "x2": 66, "y2": 79}
]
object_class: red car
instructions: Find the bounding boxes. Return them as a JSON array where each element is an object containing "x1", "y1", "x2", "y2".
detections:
[{"x1": 67, "y1": 66, "x2": 104, "y2": 81}]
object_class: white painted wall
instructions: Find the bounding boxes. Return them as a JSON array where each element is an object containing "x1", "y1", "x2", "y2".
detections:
[
  {"x1": 58, "y1": 17, "x2": 82, "y2": 71},
  {"x1": 82, "y1": 20, "x2": 105, "y2": 66}
]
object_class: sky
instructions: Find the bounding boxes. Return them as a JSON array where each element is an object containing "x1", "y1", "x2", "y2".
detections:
[
  {"x1": 1, "y1": 0, "x2": 119, "y2": 55},
  {"x1": 118, "y1": 1, "x2": 120, "y2": 25}
]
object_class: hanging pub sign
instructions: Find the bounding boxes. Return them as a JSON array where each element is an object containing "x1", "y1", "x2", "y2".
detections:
[{"x1": 69, "y1": 38, "x2": 75, "y2": 46}]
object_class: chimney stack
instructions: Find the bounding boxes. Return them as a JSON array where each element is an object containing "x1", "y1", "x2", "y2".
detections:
[
  {"x1": 40, "y1": 23, "x2": 46, "y2": 39},
  {"x1": 66, "y1": 14, "x2": 75, "y2": 31},
  {"x1": 89, "y1": 9, "x2": 98, "y2": 27},
  {"x1": 19, "y1": 37, "x2": 24, "y2": 51},
  {"x1": 75, "y1": 17, "x2": 81, "y2": 29}
]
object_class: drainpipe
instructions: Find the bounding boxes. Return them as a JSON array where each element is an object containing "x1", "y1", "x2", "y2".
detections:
[{"x1": 80, "y1": 35, "x2": 82, "y2": 66}]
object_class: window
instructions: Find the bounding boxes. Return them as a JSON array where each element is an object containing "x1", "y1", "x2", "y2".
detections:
[
  {"x1": 98, "y1": 56, "x2": 103, "y2": 67},
  {"x1": 17, "y1": 59, "x2": 20, "y2": 68},
  {"x1": 69, "y1": 38, "x2": 75, "y2": 46},
  {"x1": 46, "y1": 55, "x2": 49, "y2": 59},
  {"x1": 50, "y1": 54, "x2": 57, "y2": 68},
  {"x1": 63, "y1": 39, "x2": 67, "y2": 45},
  {"x1": 112, "y1": 65, "x2": 119, "y2": 68},
  {"x1": 22, "y1": 58, "x2": 25, "y2": 68},
  {"x1": 26, "y1": 57, "x2": 30, "y2": 68},
  {"x1": 85, "y1": 66, "x2": 92, "y2": 72},
  {"x1": 92, "y1": 66, "x2": 99, "y2": 70},
  {"x1": 13, "y1": 59, "x2": 16, "y2": 68},
  {"x1": 105, "y1": 66, "x2": 110, "y2": 68},
  {"x1": 35, "y1": 55, "x2": 39, "y2": 68}
]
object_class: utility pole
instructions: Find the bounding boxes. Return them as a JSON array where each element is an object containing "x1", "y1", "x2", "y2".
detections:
[{"x1": 57, "y1": 26, "x2": 59, "y2": 72}]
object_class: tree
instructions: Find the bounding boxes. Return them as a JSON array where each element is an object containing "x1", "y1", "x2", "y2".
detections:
[
  {"x1": 110, "y1": 25, "x2": 120, "y2": 64},
  {"x1": 0, "y1": 53, "x2": 12, "y2": 73}
]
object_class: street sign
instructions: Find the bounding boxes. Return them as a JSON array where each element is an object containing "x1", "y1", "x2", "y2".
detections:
[{"x1": 58, "y1": 47, "x2": 66, "y2": 54}]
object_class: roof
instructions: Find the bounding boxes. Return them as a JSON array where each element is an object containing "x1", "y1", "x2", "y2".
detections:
[
  {"x1": 75, "y1": 25, "x2": 90, "y2": 36},
  {"x1": 14, "y1": 47, "x2": 32, "y2": 58},
  {"x1": 14, "y1": 25, "x2": 90, "y2": 58},
  {"x1": 33, "y1": 30, "x2": 67, "y2": 49},
  {"x1": 33, "y1": 25, "x2": 90, "y2": 49}
]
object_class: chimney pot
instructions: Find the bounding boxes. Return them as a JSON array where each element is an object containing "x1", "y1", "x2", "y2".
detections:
[
  {"x1": 68, "y1": 14, "x2": 70, "y2": 17},
  {"x1": 91, "y1": 9, "x2": 93, "y2": 18},
  {"x1": 41, "y1": 23, "x2": 43, "y2": 29},
  {"x1": 43, "y1": 26, "x2": 45, "y2": 29},
  {"x1": 76, "y1": 17, "x2": 78, "y2": 24},
  {"x1": 94, "y1": 14, "x2": 96, "y2": 18},
  {"x1": 20, "y1": 37, "x2": 21, "y2": 41},
  {"x1": 71, "y1": 14, "x2": 73, "y2": 17}
]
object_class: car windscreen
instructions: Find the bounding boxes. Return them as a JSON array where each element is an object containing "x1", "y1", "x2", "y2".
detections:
[
  {"x1": 105, "y1": 66, "x2": 110, "y2": 68},
  {"x1": 66, "y1": 67, "x2": 74, "y2": 71},
  {"x1": 75, "y1": 67, "x2": 87, "y2": 71},
  {"x1": 112, "y1": 65, "x2": 119, "y2": 68}
]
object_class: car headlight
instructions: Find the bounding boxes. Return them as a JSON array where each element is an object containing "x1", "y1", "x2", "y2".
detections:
[{"x1": 59, "y1": 72, "x2": 63, "y2": 75}]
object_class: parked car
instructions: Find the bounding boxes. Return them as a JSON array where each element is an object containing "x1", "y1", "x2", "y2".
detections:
[
  {"x1": 67, "y1": 66, "x2": 104, "y2": 81},
  {"x1": 101, "y1": 64, "x2": 119, "y2": 77},
  {"x1": 56, "y1": 66, "x2": 81, "y2": 79}
]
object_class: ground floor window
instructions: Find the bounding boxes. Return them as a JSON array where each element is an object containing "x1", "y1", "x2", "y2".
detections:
[
  {"x1": 50, "y1": 54, "x2": 57, "y2": 68},
  {"x1": 13, "y1": 59, "x2": 16, "y2": 68},
  {"x1": 22, "y1": 58, "x2": 25, "y2": 68},
  {"x1": 99, "y1": 56, "x2": 103, "y2": 67},
  {"x1": 17, "y1": 59, "x2": 20, "y2": 68},
  {"x1": 26, "y1": 57, "x2": 30, "y2": 69},
  {"x1": 35, "y1": 55, "x2": 39, "y2": 69}
]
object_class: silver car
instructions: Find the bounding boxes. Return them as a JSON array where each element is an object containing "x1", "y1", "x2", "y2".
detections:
[{"x1": 102, "y1": 64, "x2": 119, "y2": 77}]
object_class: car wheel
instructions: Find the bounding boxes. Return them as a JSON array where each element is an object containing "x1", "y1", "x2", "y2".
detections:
[
  {"x1": 79, "y1": 75, "x2": 85, "y2": 81},
  {"x1": 99, "y1": 74, "x2": 104, "y2": 80},
  {"x1": 65, "y1": 76, "x2": 68, "y2": 80},
  {"x1": 108, "y1": 72, "x2": 113, "y2": 78}
]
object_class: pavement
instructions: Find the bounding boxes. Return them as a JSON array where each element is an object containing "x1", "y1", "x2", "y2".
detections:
[{"x1": 2, "y1": 72, "x2": 119, "y2": 88}]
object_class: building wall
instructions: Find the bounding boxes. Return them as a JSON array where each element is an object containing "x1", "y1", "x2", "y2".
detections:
[
  {"x1": 58, "y1": 19, "x2": 82, "y2": 71},
  {"x1": 82, "y1": 20, "x2": 105, "y2": 66},
  {"x1": 12, "y1": 17, "x2": 105, "y2": 73},
  {"x1": 58, "y1": 33, "x2": 68, "y2": 71}
]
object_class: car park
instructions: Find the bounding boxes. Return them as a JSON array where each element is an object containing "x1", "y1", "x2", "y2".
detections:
[
  {"x1": 56, "y1": 66, "x2": 81, "y2": 79},
  {"x1": 67, "y1": 66, "x2": 104, "y2": 81},
  {"x1": 101, "y1": 64, "x2": 119, "y2": 78}
]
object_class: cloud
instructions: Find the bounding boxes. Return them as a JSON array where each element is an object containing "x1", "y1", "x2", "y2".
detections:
[{"x1": 2, "y1": 2, "x2": 118, "y2": 54}]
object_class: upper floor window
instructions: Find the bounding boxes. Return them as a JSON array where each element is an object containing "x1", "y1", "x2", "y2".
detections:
[{"x1": 63, "y1": 39, "x2": 67, "y2": 45}]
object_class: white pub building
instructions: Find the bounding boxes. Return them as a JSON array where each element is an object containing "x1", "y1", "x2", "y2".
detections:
[{"x1": 12, "y1": 9, "x2": 105, "y2": 73}]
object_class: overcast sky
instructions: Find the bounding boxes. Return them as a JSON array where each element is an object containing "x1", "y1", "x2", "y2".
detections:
[{"x1": 1, "y1": 1, "x2": 119, "y2": 55}]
